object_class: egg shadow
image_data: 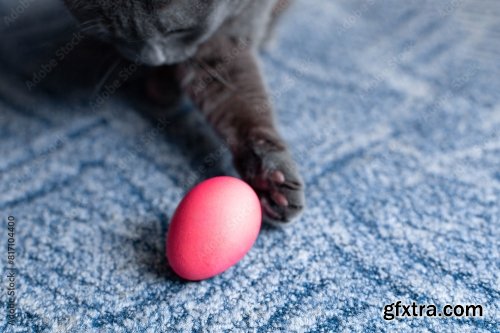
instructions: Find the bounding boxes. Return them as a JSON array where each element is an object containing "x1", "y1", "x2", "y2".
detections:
[{"x1": 128, "y1": 215, "x2": 181, "y2": 282}]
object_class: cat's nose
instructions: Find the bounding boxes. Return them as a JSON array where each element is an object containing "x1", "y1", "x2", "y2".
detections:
[
  {"x1": 115, "y1": 39, "x2": 194, "y2": 66},
  {"x1": 115, "y1": 40, "x2": 167, "y2": 66},
  {"x1": 139, "y1": 42, "x2": 167, "y2": 66}
]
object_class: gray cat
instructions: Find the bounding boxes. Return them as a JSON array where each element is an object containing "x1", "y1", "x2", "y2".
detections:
[{"x1": 63, "y1": 0, "x2": 305, "y2": 224}]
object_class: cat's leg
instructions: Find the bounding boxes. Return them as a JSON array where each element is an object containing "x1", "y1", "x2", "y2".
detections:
[{"x1": 178, "y1": 36, "x2": 305, "y2": 224}]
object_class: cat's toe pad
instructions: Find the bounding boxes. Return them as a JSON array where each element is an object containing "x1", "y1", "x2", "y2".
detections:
[
  {"x1": 260, "y1": 171, "x2": 305, "y2": 224},
  {"x1": 238, "y1": 149, "x2": 305, "y2": 225}
]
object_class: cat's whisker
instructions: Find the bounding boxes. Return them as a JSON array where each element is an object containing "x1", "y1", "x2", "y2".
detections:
[
  {"x1": 79, "y1": 23, "x2": 98, "y2": 30},
  {"x1": 79, "y1": 18, "x2": 100, "y2": 29},
  {"x1": 190, "y1": 58, "x2": 236, "y2": 92},
  {"x1": 79, "y1": 26, "x2": 98, "y2": 34},
  {"x1": 70, "y1": 0, "x2": 88, "y2": 10},
  {"x1": 78, "y1": 18, "x2": 108, "y2": 35},
  {"x1": 91, "y1": 58, "x2": 122, "y2": 99}
]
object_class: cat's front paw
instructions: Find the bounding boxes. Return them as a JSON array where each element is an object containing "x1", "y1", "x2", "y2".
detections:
[
  {"x1": 254, "y1": 150, "x2": 305, "y2": 225},
  {"x1": 234, "y1": 130, "x2": 305, "y2": 225}
]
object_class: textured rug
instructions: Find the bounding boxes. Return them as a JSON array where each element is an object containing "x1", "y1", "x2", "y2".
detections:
[{"x1": 1, "y1": 0, "x2": 499, "y2": 332}]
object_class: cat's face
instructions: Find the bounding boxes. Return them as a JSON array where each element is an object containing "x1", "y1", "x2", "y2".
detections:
[{"x1": 64, "y1": 0, "x2": 235, "y2": 65}]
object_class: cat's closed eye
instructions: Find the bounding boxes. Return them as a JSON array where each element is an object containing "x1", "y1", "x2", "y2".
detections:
[{"x1": 167, "y1": 27, "x2": 197, "y2": 35}]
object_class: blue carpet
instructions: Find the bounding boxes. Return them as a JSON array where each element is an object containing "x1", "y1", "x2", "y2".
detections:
[{"x1": 1, "y1": 0, "x2": 499, "y2": 332}]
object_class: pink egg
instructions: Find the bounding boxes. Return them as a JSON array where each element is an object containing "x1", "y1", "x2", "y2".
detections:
[{"x1": 166, "y1": 176, "x2": 262, "y2": 281}]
